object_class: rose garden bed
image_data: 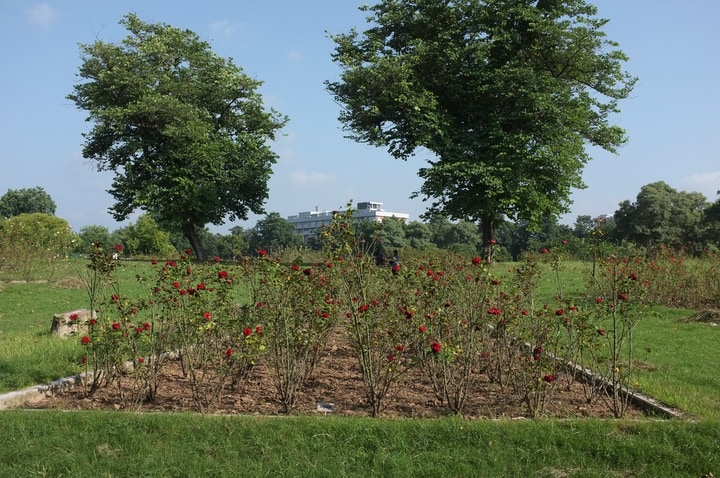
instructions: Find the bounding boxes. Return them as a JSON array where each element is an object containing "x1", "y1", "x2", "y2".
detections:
[{"x1": 24, "y1": 325, "x2": 656, "y2": 420}]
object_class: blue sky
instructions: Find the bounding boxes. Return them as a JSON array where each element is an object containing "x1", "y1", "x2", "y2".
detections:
[{"x1": 1, "y1": 0, "x2": 718, "y2": 234}]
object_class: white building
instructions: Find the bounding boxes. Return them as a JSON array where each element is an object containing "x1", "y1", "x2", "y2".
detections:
[{"x1": 287, "y1": 201, "x2": 410, "y2": 242}]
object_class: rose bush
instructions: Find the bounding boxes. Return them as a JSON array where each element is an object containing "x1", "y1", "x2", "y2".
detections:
[{"x1": 250, "y1": 252, "x2": 339, "y2": 413}]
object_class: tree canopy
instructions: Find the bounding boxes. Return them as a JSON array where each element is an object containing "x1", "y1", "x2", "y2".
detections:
[
  {"x1": 614, "y1": 181, "x2": 708, "y2": 250},
  {"x1": 0, "y1": 187, "x2": 56, "y2": 218},
  {"x1": 0, "y1": 213, "x2": 76, "y2": 280},
  {"x1": 115, "y1": 214, "x2": 176, "y2": 257},
  {"x1": 327, "y1": 0, "x2": 636, "y2": 257},
  {"x1": 67, "y1": 14, "x2": 287, "y2": 259},
  {"x1": 247, "y1": 212, "x2": 303, "y2": 254},
  {"x1": 76, "y1": 225, "x2": 115, "y2": 252}
]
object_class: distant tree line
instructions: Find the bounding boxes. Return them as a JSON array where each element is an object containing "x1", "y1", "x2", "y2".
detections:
[{"x1": 1, "y1": 180, "x2": 719, "y2": 265}]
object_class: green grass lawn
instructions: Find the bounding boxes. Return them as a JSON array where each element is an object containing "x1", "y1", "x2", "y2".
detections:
[
  {"x1": 630, "y1": 307, "x2": 720, "y2": 420},
  {"x1": 1, "y1": 411, "x2": 718, "y2": 478}
]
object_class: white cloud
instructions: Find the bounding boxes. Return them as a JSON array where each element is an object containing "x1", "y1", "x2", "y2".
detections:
[
  {"x1": 27, "y1": 3, "x2": 56, "y2": 27},
  {"x1": 289, "y1": 170, "x2": 336, "y2": 186},
  {"x1": 209, "y1": 20, "x2": 237, "y2": 38},
  {"x1": 287, "y1": 48, "x2": 303, "y2": 62},
  {"x1": 683, "y1": 170, "x2": 720, "y2": 198}
]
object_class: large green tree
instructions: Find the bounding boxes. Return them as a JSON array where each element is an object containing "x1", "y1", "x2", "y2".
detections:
[
  {"x1": 404, "y1": 220, "x2": 433, "y2": 249},
  {"x1": 702, "y1": 195, "x2": 720, "y2": 247},
  {"x1": 614, "y1": 181, "x2": 708, "y2": 250},
  {"x1": 327, "y1": 0, "x2": 635, "y2": 259},
  {"x1": 0, "y1": 187, "x2": 56, "y2": 218},
  {"x1": 115, "y1": 214, "x2": 176, "y2": 257},
  {"x1": 248, "y1": 212, "x2": 303, "y2": 254},
  {"x1": 76, "y1": 224, "x2": 114, "y2": 252},
  {"x1": 68, "y1": 14, "x2": 287, "y2": 260},
  {"x1": 0, "y1": 213, "x2": 76, "y2": 280}
]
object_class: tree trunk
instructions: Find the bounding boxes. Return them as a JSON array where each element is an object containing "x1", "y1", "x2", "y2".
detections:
[
  {"x1": 481, "y1": 213, "x2": 496, "y2": 264},
  {"x1": 182, "y1": 221, "x2": 207, "y2": 261}
]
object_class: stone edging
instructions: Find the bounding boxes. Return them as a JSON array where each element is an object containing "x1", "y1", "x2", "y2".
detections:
[
  {"x1": 565, "y1": 361, "x2": 686, "y2": 420},
  {"x1": 0, "y1": 373, "x2": 89, "y2": 410}
]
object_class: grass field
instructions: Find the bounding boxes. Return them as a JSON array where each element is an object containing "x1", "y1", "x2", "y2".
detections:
[
  {"x1": 1, "y1": 411, "x2": 719, "y2": 477},
  {"x1": 1, "y1": 257, "x2": 719, "y2": 477}
]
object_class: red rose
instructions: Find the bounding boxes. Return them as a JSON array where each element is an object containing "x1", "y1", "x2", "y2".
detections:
[
  {"x1": 395, "y1": 344, "x2": 404, "y2": 352},
  {"x1": 618, "y1": 293, "x2": 628, "y2": 301},
  {"x1": 203, "y1": 312, "x2": 212, "y2": 322},
  {"x1": 114, "y1": 244, "x2": 123, "y2": 252},
  {"x1": 258, "y1": 249, "x2": 267, "y2": 256},
  {"x1": 430, "y1": 341, "x2": 442, "y2": 354},
  {"x1": 151, "y1": 259, "x2": 158, "y2": 265},
  {"x1": 472, "y1": 256, "x2": 482, "y2": 265},
  {"x1": 80, "y1": 336, "x2": 90, "y2": 345},
  {"x1": 138, "y1": 357, "x2": 145, "y2": 363},
  {"x1": 186, "y1": 267, "x2": 192, "y2": 275},
  {"x1": 387, "y1": 354, "x2": 397, "y2": 362},
  {"x1": 595, "y1": 297, "x2": 603, "y2": 304},
  {"x1": 172, "y1": 281, "x2": 181, "y2": 288},
  {"x1": 533, "y1": 346, "x2": 542, "y2": 361},
  {"x1": 112, "y1": 322, "x2": 121, "y2": 331},
  {"x1": 218, "y1": 270, "x2": 228, "y2": 279},
  {"x1": 540, "y1": 247, "x2": 548, "y2": 254},
  {"x1": 142, "y1": 322, "x2": 151, "y2": 330},
  {"x1": 255, "y1": 325, "x2": 263, "y2": 335},
  {"x1": 213, "y1": 256, "x2": 221, "y2": 263},
  {"x1": 555, "y1": 309, "x2": 564, "y2": 316},
  {"x1": 185, "y1": 249, "x2": 192, "y2": 255},
  {"x1": 226, "y1": 348, "x2": 233, "y2": 357},
  {"x1": 597, "y1": 328, "x2": 606, "y2": 336},
  {"x1": 543, "y1": 374, "x2": 555, "y2": 383},
  {"x1": 419, "y1": 325, "x2": 426, "y2": 333},
  {"x1": 243, "y1": 327, "x2": 252, "y2": 337},
  {"x1": 197, "y1": 283, "x2": 206, "y2": 290},
  {"x1": 88, "y1": 319, "x2": 97, "y2": 325},
  {"x1": 69, "y1": 313, "x2": 79, "y2": 321}
]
